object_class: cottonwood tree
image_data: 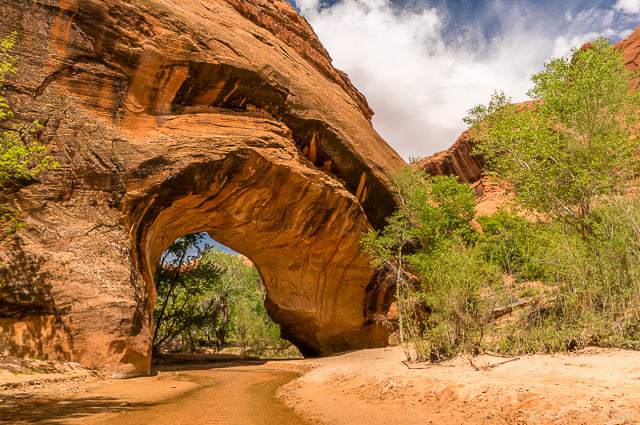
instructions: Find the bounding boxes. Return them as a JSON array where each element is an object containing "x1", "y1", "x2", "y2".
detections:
[
  {"x1": 153, "y1": 236, "x2": 293, "y2": 356},
  {"x1": 465, "y1": 39, "x2": 640, "y2": 236},
  {"x1": 203, "y1": 250, "x2": 286, "y2": 355},
  {"x1": 153, "y1": 233, "x2": 223, "y2": 354}
]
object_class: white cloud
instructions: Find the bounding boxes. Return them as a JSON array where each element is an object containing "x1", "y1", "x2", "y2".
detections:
[
  {"x1": 615, "y1": 0, "x2": 640, "y2": 14},
  {"x1": 295, "y1": 0, "x2": 632, "y2": 159}
]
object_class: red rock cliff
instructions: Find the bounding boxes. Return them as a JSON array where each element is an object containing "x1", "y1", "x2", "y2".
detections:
[{"x1": 0, "y1": 0, "x2": 405, "y2": 377}]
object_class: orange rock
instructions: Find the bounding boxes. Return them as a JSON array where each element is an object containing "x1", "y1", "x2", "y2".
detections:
[
  {"x1": 419, "y1": 131, "x2": 484, "y2": 183},
  {"x1": 0, "y1": 0, "x2": 405, "y2": 377}
]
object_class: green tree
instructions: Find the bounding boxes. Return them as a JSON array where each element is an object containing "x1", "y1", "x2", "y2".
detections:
[
  {"x1": 153, "y1": 233, "x2": 223, "y2": 354},
  {"x1": 199, "y1": 250, "x2": 260, "y2": 351},
  {"x1": 466, "y1": 39, "x2": 639, "y2": 236},
  {"x1": 362, "y1": 169, "x2": 479, "y2": 360},
  {"x1": 153, "y1": 234, "x2": 298, "y2": 357},
  {"x1": 202, "y1": 250, "x2": 293, "y2": 356}
]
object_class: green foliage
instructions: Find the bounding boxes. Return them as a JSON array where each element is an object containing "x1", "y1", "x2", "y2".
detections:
[
  {"x1": 409, "y1": 242, "x2": 503, "y2": 361},
  {"x1": 476, "y1": 210, "x2": 552, "y2": 281},
  {"x1": 0, "y1": 31, "x2": 57, "y2": 186},
  {"x1": 362, "y1": 170, "x2": 476, "y2": 265},
  {"x1": 153, "y1": 233, "x2": 298, "y2": 358},
  {"x1": 0, "y1": 31, "x2": 58, "y2": 239},
  {"x1": 362, "y1": 169, "x2": 479, "y2": 361},
  {"x1": 0, "y1": 119, "x2": 58, "y2": 185},
  {"x1": 466, "y1": 39, "x2": 640, "y2": 234},
  {"x1": 153, "y1": 233, "x2": 224, "y2": 353},
  {"x1": 364, "y1": 39, "x2": 640, "y2": 362},
  {"x1": 0, "y1": 204, "x2": 25, "y2": 239},
  {"x1": 364, "y1": 168, "x2": 640, "y2": 361},
  {"x1": 494, "y1": 200, "x2": 640, "y2": 353},
  {"x1": 0, "y1": 32, "x2": 17, "y2": 121},
  {"x1": 201, "y1": 250, "x2": 291, "y2": 356}
]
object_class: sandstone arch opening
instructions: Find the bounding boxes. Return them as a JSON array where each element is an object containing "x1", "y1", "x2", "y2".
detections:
[
  {"x1": 0, "y1": 0, "x2": 407, "y2": 378},
  {"x1": 120, "y1": 148, "x2": 392, "y2": 375},
  {"x1": 151, "y1": 232, "x2": 300, "y2": 359}
]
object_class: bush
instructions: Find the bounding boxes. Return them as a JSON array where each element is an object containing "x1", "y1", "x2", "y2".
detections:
[
  {"x1": 362, "y1": 169, "x2": 481, "y2": 361},
  {"x1": 492, "y1": 199, "x2": 640, "y2": 354},
  {"x1": 0, "y1": 32, "x2": 57, "y2": 186},
  {"x1": 409, "y1": 241, "x2": 504, "y2": 361},
  {"x1": 364, "y1": 167, "x2": 640, "y2": 361},
  {"x1": 0, "y1": 31, "x2": 58, "y2": 239},
  {"x1": 476, "y1": 211, "x2": 553, "y2": 281}
]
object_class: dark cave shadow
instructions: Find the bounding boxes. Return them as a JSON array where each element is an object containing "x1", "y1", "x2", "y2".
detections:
[
  {"x1": 151, "y1": 359, "x2": 268, "y2": 374},
  {"x1": 150, "y1": 357, "x2": 304, "y2": 375},
  {"x1": 0, "y1": 393, "x2": 152, "y2": 425}
]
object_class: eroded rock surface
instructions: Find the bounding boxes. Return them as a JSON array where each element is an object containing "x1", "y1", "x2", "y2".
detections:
[
  {"x1": 616, "y1": 26, "x2": 640, "y2": 86},
  {"x1": 0, "y1": 0, "x2": 405, "y2": 376},
  {"x1": 419, "y1": 131, "x2": 484, "y2": 183}
]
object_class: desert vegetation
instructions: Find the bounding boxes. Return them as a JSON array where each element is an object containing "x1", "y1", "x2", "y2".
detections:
[
  {"x1": 153, "y1": 233, "x2": 300, "y2": 359},
  {"x1": 364, "y1": 38, "x2": 640, "y2": 362},
  {"x1": 0, "y1": 32, "x2": 57, "y2": 240}
]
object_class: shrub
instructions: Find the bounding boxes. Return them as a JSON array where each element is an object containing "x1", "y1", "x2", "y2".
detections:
[
  {"x1": 493, "y1": 199, "x2": 640, "y2": 353},
  {"x1": 0, "y1": 32, "x2": 57, "y2": 186},
  {"x1": 409, "y1": 241, "x2": 504, "y2": 361},
  {"x1": 476, "y1": 211, "x2": 553, "y2": 281},
  {"x1": 362, "y1": 169, "x2": 480, "y2": 361},
  {"x1": 0, "y1": 31, "x2": 58, "y2": 239}
]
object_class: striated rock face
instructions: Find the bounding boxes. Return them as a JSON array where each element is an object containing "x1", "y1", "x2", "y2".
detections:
[
  {"x1": 616, "y1": 26, "x2": 640, "y2": 88},
  {"x1": 0, "y1": 0, "x2": 405, "y2": 376},
  {"x1": 419, "y1": 131, "x2": 484, "y2": 183},
  {"x1": 422, "y1": 28, "x2": 640, "y2": 185}
]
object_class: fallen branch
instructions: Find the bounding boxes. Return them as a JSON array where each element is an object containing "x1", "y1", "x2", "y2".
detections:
[
  {"x1": 492, "y1": 296, "x2": 557, "y2": 320},
  {"x1": 468, "y1": 356, "x2": 520, "y2": 371},
  {"x1": 468, "y1": 357, "x2": 480, "y2": 371},
  {"x1": 402, "y1": 360, "x2": 431, "y2": 370},
  {"x1": 483, "y1": 350, "x2": 517, "y2": 359}
]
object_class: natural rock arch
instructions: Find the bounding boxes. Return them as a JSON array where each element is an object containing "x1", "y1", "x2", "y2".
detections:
[
  {"x1": 0, "y1": 0, "x2": 405, "y2": 377},
  {"x1": 131, "y1": 149, "x2": 384, "y2": 359}
]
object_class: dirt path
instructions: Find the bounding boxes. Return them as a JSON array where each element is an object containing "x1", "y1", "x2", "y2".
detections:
[{"x1": 1, "y1": 362, "x2": 307, "y2": 425}]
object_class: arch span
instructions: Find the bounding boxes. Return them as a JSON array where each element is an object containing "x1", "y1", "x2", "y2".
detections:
[
  {"x1": 129, "y1": 148, "x2": 386, "y2": 359},
  {"x1": 0, "y1": 0, "x2": 405, "y2": 376}
]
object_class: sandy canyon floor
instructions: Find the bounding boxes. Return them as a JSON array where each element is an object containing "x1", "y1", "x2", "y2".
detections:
[{"x1": 1, "y1": 347, "x2": 639, "y2": 425}]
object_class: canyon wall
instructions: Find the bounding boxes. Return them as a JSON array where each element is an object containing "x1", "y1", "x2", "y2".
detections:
[{"x1": 0, "y1": 0, "x2": 405, "y2": 376}]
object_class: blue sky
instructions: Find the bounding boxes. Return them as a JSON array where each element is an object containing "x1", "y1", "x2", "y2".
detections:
[{"x1": 289, "y1": 0, "x2": 640, "y2": 158}]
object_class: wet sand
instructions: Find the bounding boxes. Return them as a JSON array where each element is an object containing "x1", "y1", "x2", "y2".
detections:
[{"x1": 1, "y1": 362, "x2": 307, "y2": 425}]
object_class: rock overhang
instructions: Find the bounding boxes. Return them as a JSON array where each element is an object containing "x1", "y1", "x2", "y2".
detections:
[{"x1": 0, "y1": 0, "x2": 405, "y2": 375}]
